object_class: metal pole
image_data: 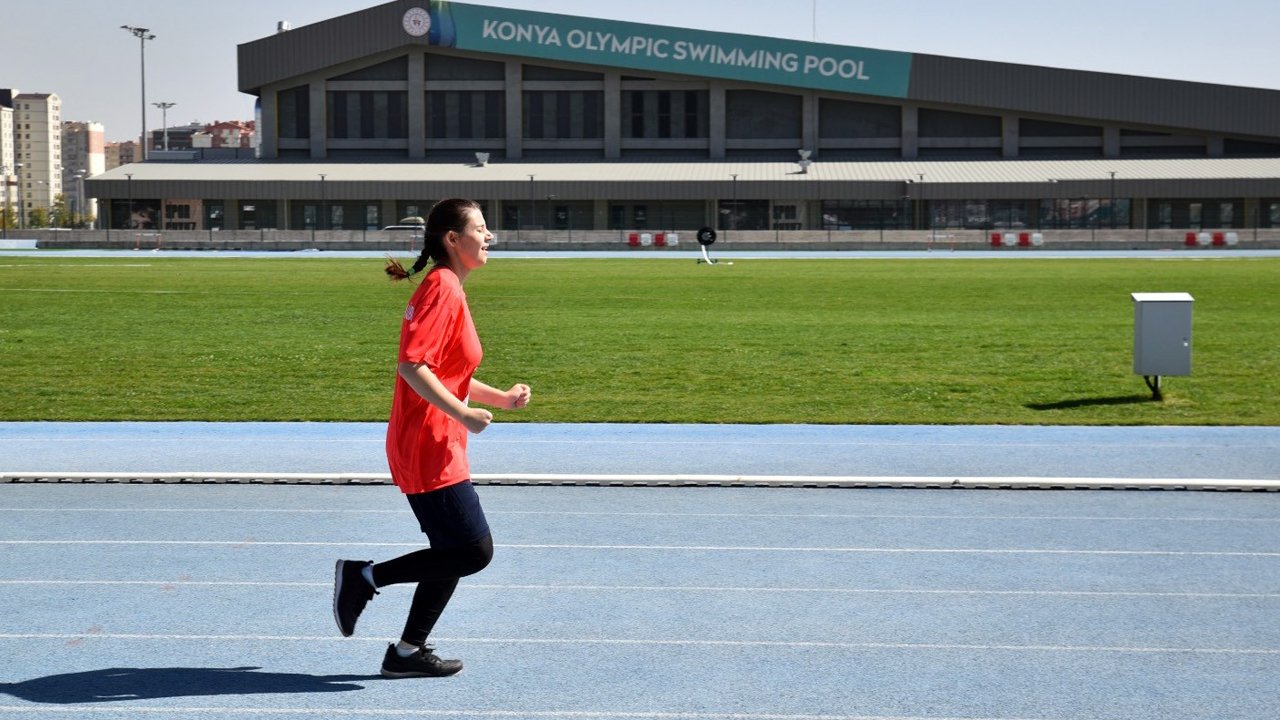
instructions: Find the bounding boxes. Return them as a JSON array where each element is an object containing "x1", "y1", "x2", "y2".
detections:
[
  {"x1": 121, "y1": 27, "x2": 156, "y2": 161},
  {"x1": 154, "y1": 102, "x2": 176, "y2": 151},
  {"x1": 730, "y1": 173, "x2": 737, "y2": 242},
  {"x1": 1109, "y1": 170, "x2": 1117, "y2": 229},
  {"x1": 16, "y1": 162, "x2": 26, "y2": 229}
]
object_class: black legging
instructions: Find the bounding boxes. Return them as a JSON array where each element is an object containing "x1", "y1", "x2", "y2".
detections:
[{"x1": 370, "y1": 534, "x2": 494, "y2": 646}]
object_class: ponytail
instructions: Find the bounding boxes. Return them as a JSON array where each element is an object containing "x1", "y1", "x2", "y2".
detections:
[{"x1": 382, "y1": 198, "x2": 482, "y2": 282}]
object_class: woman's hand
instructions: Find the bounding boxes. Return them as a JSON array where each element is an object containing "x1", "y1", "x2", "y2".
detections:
[
  {"x1": 507, "y1": 383, "x2": 532, "y2": 409},
  {"x1": 459, "y1": 406, "x2": 494, "y2": 434}
]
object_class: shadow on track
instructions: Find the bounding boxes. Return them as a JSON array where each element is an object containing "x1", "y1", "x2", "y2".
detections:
[{"x1": 1, "y1": 666, "x2": 378, "y2": 704}]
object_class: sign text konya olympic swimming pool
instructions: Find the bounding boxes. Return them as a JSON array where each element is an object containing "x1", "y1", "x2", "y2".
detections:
[{"x1": 435, "y1": 3, "x2": 913, "y2": 98}]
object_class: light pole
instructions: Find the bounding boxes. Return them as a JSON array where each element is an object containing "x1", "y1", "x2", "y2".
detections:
[
  {"x1": 1, "y1": 164, "x2": 8, "y2": 238},
  {"x1": 318, "y1": 173, "x2": 327, "y2": 241},
  {"x1": 527, "y1": 174, "x2": 535, "y2": 236},
  {"x1": 121, "y1": 25, "x2": 156, "y2": 161},
  {"x1": 74, "y1": 173, "x2": 87, "y2": 229},
  {"x1": 126, "y1": 173, "x2": 134, "y2": 230},
  {"x1": 730, "y1": 173, "x2": 738, "y2": 240},
  {"x1": 153, "y1": 102, "x2": 176, "y2": 151},
  {"x1": 15, "y1": 162, "x2": 25, "y2": 229},
  {"x1": 1108, "y1": 170, "x2": 1117, "y2": 229}
]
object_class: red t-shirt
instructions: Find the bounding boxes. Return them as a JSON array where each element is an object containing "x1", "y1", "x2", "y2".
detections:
[{"x1": 385, "y1": 266, "x2": 483, "y2": 494}]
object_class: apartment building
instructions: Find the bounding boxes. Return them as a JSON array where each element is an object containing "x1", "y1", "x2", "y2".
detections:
[
  {"x1": 62, "y1": 122, "x2": 106, "y2": 225},
  {"x1": 4, "y1": 90, "x2": 63, "y2": 225},
  {"x1": 1, "y1": 91, "x2": 13, "y2": 226}
]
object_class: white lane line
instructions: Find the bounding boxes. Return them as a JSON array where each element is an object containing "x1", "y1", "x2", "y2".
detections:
[
  {"x1": 1, "y1": 633, "x2": 1276, "y2": 655},
  {"x1": 0, "y1": 707, "x2": 1061, "y2": 720},
  {"x1": 5, "y1": 507, "x2": 1279, "y2": 523},
  {"x1": 4, "y1": 539, "x2": 1276, "y2": 556},
  {"x1": 1, "y1": 579, "x2": 1276, "y2": 598},
  {"x1": 4, "y1": 471, "x2": 1279, "y2": 491}
]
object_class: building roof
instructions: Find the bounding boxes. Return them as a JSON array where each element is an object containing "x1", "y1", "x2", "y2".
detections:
[
  {"x1": 87, "y1": 157, "x2": 1280, "y2": 201},
  {"x1": 238, "y1": 0, "x2": 1280, "y2": 140}
]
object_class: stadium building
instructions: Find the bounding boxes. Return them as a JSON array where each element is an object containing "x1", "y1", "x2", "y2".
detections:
[{"x1": 83, "y1": 0, "x2": 1280, "y2": 247}]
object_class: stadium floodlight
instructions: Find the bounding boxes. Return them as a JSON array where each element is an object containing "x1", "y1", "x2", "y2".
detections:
[{"x1": 121, "y1": 25, "x2": 156, "y2": 161}]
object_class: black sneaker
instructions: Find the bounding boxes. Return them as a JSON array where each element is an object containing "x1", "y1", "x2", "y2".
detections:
[
  {"x1": 381, "y1": 643, "x2": 464, "y2": 678},
  {"x1": 333, "y1": 560, "x2": 377, "y2": 637}
]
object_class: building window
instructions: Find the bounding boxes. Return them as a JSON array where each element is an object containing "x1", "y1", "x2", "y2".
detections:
[
  {"x1": 726, "y1": 90, "x2": 801, "y2": 140},
  {"x1": 523, "y1": 91, "x2": 602, "y2": 139},
  {"x1": 329, "y1": 91, "x2": 408, "y2": 139},
  {"x1": 629, "y1": 91, "x2": 645, "y2": 138},
  {"x1": 428, "y1": 91, "x2": 504, "y2": 139},
  {"x1": 821, "y1": 200, "x2": 912, "y2": 230},
  {"x1": 1220, "y1": 202, "x2": 1234, "y2": 227},
  {"x1": 277, "y1": 85, "x2": 310, "y2": 139},
  {"x1": 622, "y1": 90, "x2": 708, "y2": 139}
]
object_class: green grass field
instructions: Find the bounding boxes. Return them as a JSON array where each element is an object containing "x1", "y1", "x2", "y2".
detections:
[{"x1": 1, "y1": 255, "x2": 1277, "y2": 425}]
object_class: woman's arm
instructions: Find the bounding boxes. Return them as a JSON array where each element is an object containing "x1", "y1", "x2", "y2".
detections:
[
  {"x1": 397, "y1": 361, "x2": 493, "y2": 433},
  {"x1": 469, "y1": 379, "x2": 532, "y2": 410}
]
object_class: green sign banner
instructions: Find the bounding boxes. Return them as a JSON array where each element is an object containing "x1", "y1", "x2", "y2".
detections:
[{"x1": 423, "y1": 1, "x2": 912, "y2": 98}]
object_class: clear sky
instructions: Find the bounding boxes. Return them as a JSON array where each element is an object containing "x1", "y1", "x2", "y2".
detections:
[{"x1": 6, "y1": 0, "x2": 1278, "y2": 142}]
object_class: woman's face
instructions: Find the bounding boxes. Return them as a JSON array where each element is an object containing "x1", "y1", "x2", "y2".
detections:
[{"x1": 448, "y1": 208, "x2": 493, "y2": 270}]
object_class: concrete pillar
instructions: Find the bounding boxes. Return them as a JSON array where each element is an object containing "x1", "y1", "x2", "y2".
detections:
[
  {"x1": 309, "y1": 80, "x2": 327, "y2": 159},
  {"x1": 709, "y1": 82, "x2": 726, "y2": 160},
  {"x1": 802, "y1": 93, "x2": 818, "y2": 157},
  {"x1": 604, "y1": 72, "x2": 621, "y2": 158},
  {"x1": 408, "y1": 52, "x2": 425, "y2": 158},
  {"x1": 1002, "y1": 113, "x2": 1019, "y2": 158},
  {"x1": 260, "y1": 90, "x2": 279, "y2": 159},
  {"x1": 224, "y1": 200, "x2": 240, "y2": 230},
  {"x1": 505, "y1": 61, "x2": 523, "y2": 160},
  {"x1": 901, "y1": 105, "x2": 918, "y2": 159},
  {"x1": 593, "y1": 199, "x2": 608, "y2": 230},
  {"x1": 1103, "y1": 126, "x2": 1121, "y2": 158}
]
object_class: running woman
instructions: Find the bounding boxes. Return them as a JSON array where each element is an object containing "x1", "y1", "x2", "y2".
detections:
[{"x1": 333, "y1": 198, "x2": 531, "y2": 678}]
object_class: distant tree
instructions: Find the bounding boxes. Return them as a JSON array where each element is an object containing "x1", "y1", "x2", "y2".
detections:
[
  {"x1": 0, "y1": 204, "x2": 16, "y2": 230},
  {"x1": 51, "y1": 194, "x2": 72, "y2": 228},
  {"x1": 28, "y1": 207, "x2": 49, "y2": 228}
]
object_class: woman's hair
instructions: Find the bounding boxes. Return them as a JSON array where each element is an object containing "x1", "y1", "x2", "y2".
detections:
[{"x1": 384, "y1": 198, "x2": 482, "y2": 281}]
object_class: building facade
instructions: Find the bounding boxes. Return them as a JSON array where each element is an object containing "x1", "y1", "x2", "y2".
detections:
[
  {"x1": 62, "y1": 122, "x2": 106, "y2": 226},
  {"x1": 85, "y1": 1, "x2": 1280, "y2": 235},
  {"x1": 1, "y1": 91, "x2": 14, "y2": 228},
  {"x1": 6, "y1": 91, "x2": 64, "y2": 226}
]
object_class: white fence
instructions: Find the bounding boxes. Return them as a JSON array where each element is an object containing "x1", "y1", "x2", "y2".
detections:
[{"x1": 13, "y1": 227, "x2": 1280, "y2": 251}]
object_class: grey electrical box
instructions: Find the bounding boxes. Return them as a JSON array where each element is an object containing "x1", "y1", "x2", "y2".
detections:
[{"x1": 1132, "y1": 292, "x2": 1193, "y2": 376}]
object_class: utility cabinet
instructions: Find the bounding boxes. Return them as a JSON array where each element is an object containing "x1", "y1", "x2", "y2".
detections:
[{"x1": 1132, "y1": 292, "x2": 1193, "y2": 398}]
